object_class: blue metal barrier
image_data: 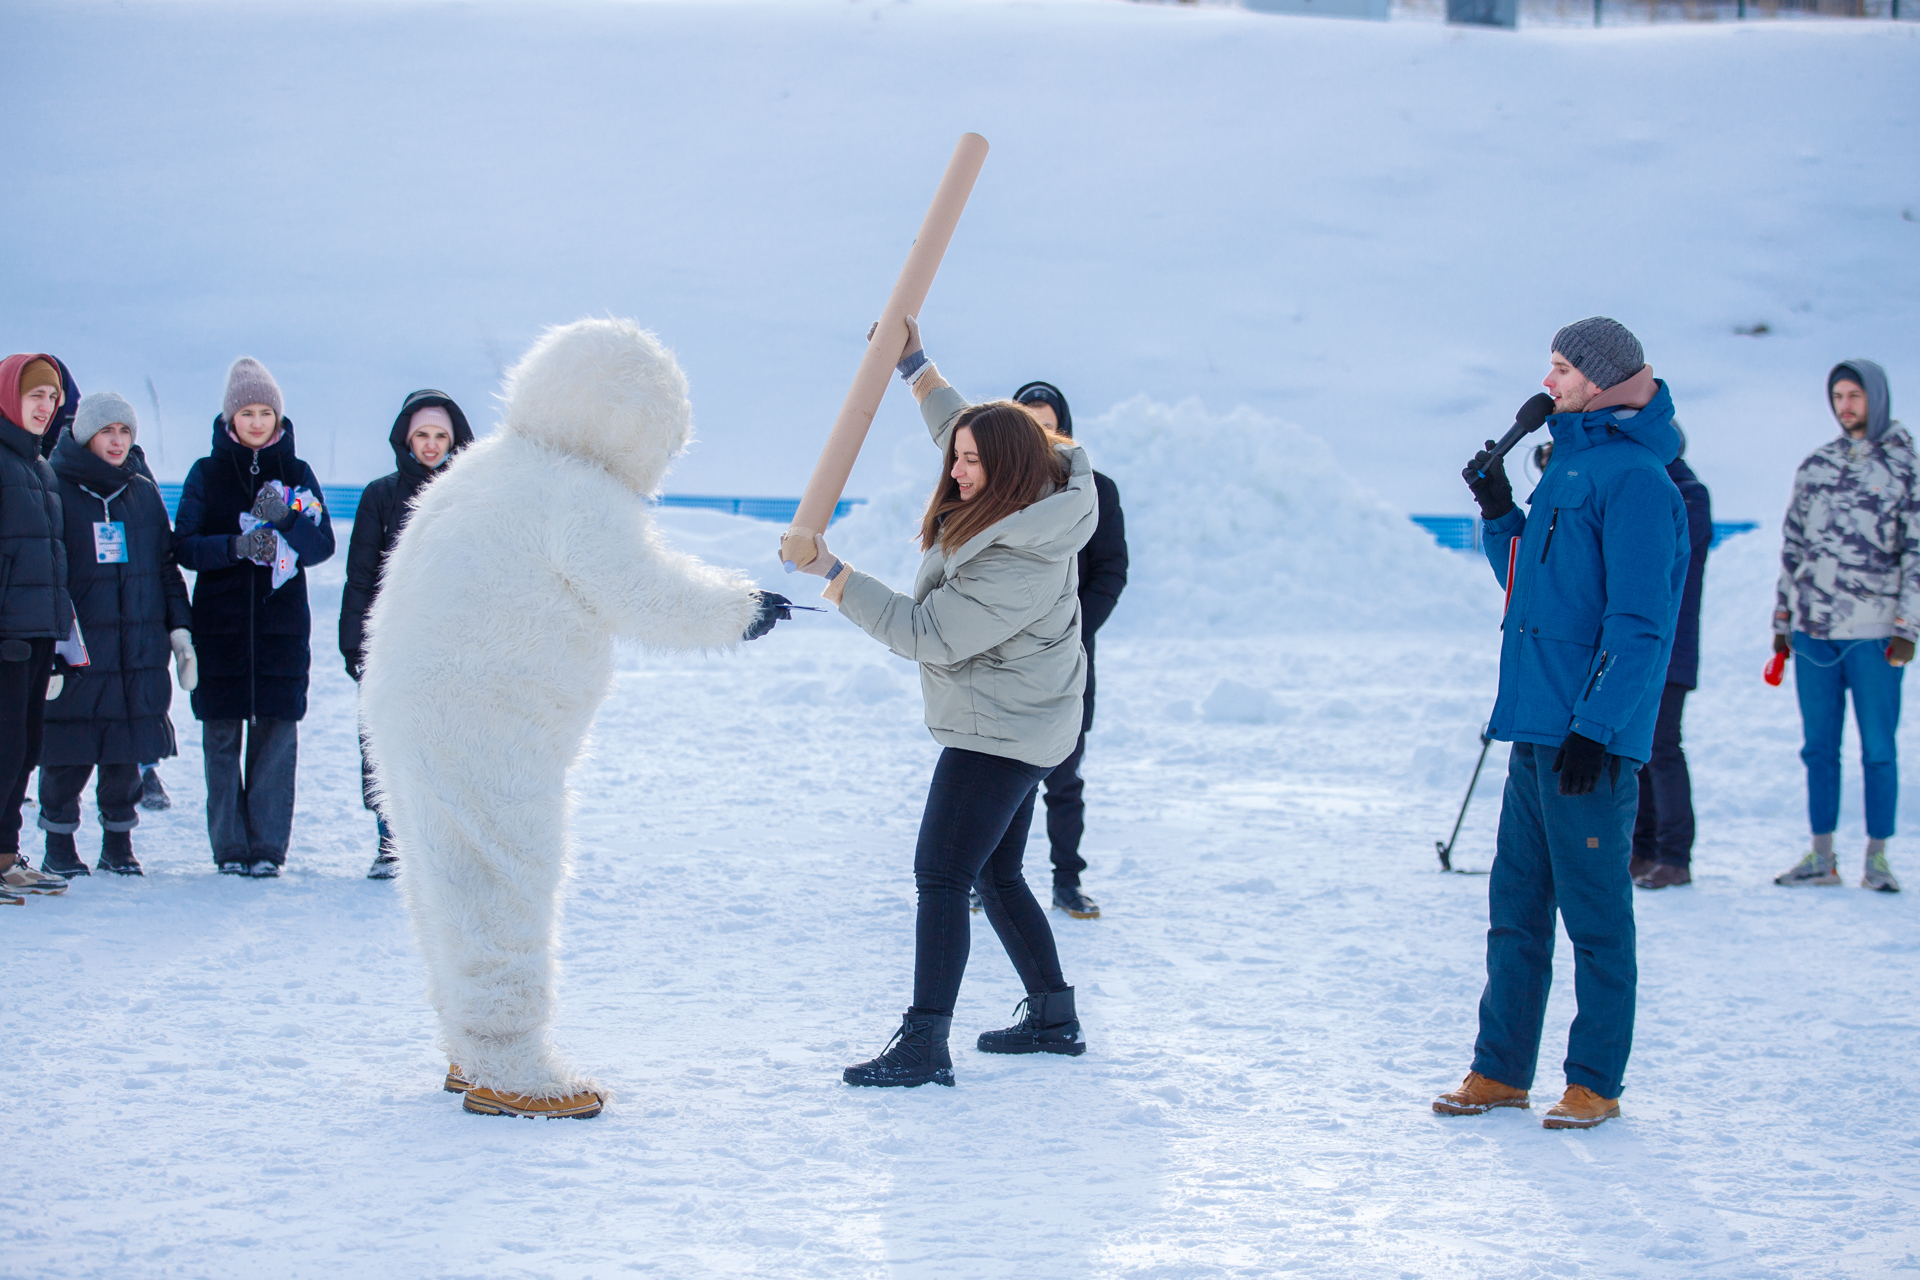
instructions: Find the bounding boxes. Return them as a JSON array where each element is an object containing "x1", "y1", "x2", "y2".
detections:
[
  {"x1": 1410, "y1": 514, "x2": 1761, "y2": 553},
  {"x1": 155, "y1": 484, "x2": 864, "y2": 529}
]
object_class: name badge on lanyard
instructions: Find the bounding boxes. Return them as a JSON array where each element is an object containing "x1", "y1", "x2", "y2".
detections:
[{"x1": 93, "y1": 521, "x2": 128, "y2": 564}]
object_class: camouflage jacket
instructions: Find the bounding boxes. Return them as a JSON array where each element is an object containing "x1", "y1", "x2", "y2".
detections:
[{"x1": 1774, "y1": 423, "x2": 1920, "y2": 641}]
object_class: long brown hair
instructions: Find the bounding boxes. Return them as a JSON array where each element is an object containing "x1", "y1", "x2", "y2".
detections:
[{"x1": 919, "y1": 401, "x2": 1071, "y2": 554}]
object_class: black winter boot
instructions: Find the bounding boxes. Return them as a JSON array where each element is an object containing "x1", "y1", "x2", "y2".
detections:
[
  {"x1": 41, "y1": 832, "x2": 89, "y2": 879},
  {"x1": 843, "y1": 1011, "x2": 954, "y2": 1088},
  {"x1": 137, "y1": 769, "x2": 171, "y2": 812},
  {"x1": 98, "y1": 830, "x2": 143, "y2": 876},
  {"x1": 977, "y1": 988, "x2": 1087, "y2": 1056}
]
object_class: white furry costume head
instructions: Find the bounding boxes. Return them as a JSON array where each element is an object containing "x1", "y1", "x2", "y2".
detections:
[{"x1": 500, "y1": 318, "x2": 693, "y2": 496}]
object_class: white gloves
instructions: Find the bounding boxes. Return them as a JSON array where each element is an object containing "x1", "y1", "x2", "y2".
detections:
[
  {"x1": 45, "y1": 673, "x2": 62, "y2": 700},
  {"x1": 171, "y1": 628, "x2": 198, "y2": 691}
]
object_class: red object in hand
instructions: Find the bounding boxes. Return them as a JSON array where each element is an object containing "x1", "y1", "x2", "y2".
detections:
[{"x1": 1764, "y1": 650, "x2": 1787, "y2": 686}]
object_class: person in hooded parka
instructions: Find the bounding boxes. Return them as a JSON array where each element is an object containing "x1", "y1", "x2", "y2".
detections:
[
  {"x1": 37, "y1": 393, "x2": 195, "y2": 878},
  {"x1": 360, "y1": 318, "x2": 792, "y2": 1120},
  {"x1": 171, "y1": 357, "x2": 335, "y2": 878},
  {"x1": 341, "y1": 389, "x2": 474, "y2": 879}
]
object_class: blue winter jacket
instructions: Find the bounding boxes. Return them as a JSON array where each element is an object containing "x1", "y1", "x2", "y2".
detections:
[{"x1": 1480, "y1": 378, "x2": 1690, "y2": 764}]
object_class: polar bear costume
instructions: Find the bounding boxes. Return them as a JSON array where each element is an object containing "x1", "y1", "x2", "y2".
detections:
[{"x1": 361, "y1": 318, "x2": 762, "y2": 1100}]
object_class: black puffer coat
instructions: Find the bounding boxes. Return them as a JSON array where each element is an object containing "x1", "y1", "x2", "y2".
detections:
[
  {"x1": 0, "y1": 415, "x2": 73, "y2": 642},
  {"x1": 172, "y1": 417, "x2": 335, "y2": 722},
  {"x1": 42, "y1": 433, "x2": 191, "y2": 765},
  {"x1": 1077, "y1": 470, "x2": 1128, "y2": 732},
  {"x1": 339, "y1": 390, "x2": 474, "y2": 667}
]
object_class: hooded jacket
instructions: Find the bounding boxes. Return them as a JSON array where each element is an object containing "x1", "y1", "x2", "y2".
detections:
[
  {"x1": 1479, "y1": 370, "x2": 1690, "y2": 764},
  {"x1": 836, "y1": 384, "x2": 1099, "y2": 769},
  {"x1": 41, "y1": 432, "x2": 191, "y2": 765},
  {"x1": 0, "y1": 353, "x2": 75, "y2": 642},
  {"x1": 339, "y1": 391, "x2": 475, "y2": 665},
  {"x1": 172, "y1": 416, "x2": 335, "y2": 721},
  {"x1": 1774, "y1": 360, "x2": 1917, "y2": 643}
]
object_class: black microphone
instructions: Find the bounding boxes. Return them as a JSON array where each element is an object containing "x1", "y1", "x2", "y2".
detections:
[{"x1": 1473, "y1": 393, "x2": 1556, "y2": 479}]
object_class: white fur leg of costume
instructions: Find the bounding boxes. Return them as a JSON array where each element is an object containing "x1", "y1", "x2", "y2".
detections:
[{"x1": 362, "y1": 318, "x2": 761, "y2": 1099}]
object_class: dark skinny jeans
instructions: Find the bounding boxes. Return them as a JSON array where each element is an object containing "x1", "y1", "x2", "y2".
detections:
[{"x1": 913, "y1": 747, "x2": 1069, "y2": 1017}]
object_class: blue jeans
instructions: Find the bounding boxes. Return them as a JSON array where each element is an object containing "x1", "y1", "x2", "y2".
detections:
[
  {"x1": 1794, "y1": 631, "x2": 1904, "y2": 839},
  {"x1": 1474, "y1": 741, "x2": 1641, "y2": 1100}
]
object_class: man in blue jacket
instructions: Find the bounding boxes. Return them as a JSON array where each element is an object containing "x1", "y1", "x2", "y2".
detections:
[{"x1": 1432, "y1": 317, "x2": 1690, "y2": 1131}]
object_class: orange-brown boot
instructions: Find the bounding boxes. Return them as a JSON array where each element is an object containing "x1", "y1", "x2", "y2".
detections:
[
  {"x1": 462, "y1": 1086, "x2": 604, "y2": 1119},
  {"x1": 444, "y1": 1064, "x2": 474, "y2": 1093},
  {"x1": 1432, "y1": 1071, "x2": 1529, "y2": 1115},
  {"x1": 1542, "y1": 1084, "x2": 1620, "y2": 1129}
]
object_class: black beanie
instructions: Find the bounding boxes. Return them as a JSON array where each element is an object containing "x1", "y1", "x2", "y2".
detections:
[{"x1": 1013, "y1": 381, "x2": 1073, "y2": 438}]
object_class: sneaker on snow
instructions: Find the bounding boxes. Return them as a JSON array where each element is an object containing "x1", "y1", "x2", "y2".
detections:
[
  {"x1": 247, "y1": 861, "x2": 281, "y2": 878},
  {"x1": 1633, "y1": 863, "x2": 1691, "y2": 890},
  {"x1": 1864, "y1": 851, "x2": 1901, "y2": 893},
  {"x1": 3, "y1": 854, "x2": 69, "y2": 895},
  {"x1": 1432, "y1": 1071, "x2": 1529, "y2": 1115},
  {"x1": 444, "y1": 1064, "x2": 474, "y2": 1093},
  {"x1": 98, "y1": 830, "x2": 142, "y2": 877},
  {"x1": 1, "y1": 886, "x2": 22, "y2": 906},
  {"x1": 462, "y1": 1086, "x2": 603, "y2": 1118},
  {"x1": 1628, "y1": 856, "x2": 1656, "y2": 882},
  {"x1": 137, "y1": 769, "x2": 171, "y2": 812},
  {"x1": 1775, "y1": 849, "x2": 1841, "y2": 887},
  {"x1": 41, "y1": 832, "x2": 90, "y2": 880},
  {"x1": 967, "y1": 885, "x2": 983, "y2": 913},
  {"x1": 843, "y1": 1012, "x2": 954, "y2": 1088},
  {"x1": 1542, "y1": 1084, "x2": 1620, "y2": 1130},
  {"x1": 217, "y1": 860, "x2": 250, "y2": 876},
  {"x1": 976, "y1": 988, "x2": 1087, "y2": 1057},
  {"x1": 1052, "y1": 884, "x2": 1101, "y2": 919}
]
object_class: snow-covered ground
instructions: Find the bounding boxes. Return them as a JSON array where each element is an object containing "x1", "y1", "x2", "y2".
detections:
[
  {"x1": 8, "y1": 495, "x2": 1920, "y2": 1279},
  {"x1": 9, "y1": 1, "x2": 1920, "y2": 1276}
]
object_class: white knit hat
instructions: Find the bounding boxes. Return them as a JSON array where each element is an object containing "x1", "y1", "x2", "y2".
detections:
[{"x1": 72, "y1": 391, "x2": 138, "y2": 446}]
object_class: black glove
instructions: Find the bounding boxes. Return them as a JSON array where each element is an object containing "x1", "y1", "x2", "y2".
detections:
[
  {"x1": 345, "y1": 650, "x2": 364, "y2": 681},
  {"x1": 743, "y1": 591, "x2": 793, "y2": 642},
  {"x1": 1462, "y1": 440, "x2": 1515, "y2": 521},
  {"x1": 231, "y1": 526, "x2": 279, "y2": 564},
  {"x1": 1551, "y1": 731, "x2": 1609, "y2": 797},
  {"x1": 252, "y1": 484, "x2": 294, "y2": 531}
]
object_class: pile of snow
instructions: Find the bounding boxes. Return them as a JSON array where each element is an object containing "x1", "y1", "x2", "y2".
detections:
[{"x1": 830, "y1": 395, "x2": 1499, "y2": 636}]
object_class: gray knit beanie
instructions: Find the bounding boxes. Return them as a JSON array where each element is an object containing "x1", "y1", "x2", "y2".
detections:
[
  {"x1": 222, "y1": 356, "x2": 283, "y2": 421},
  {"x1": 71, "y1": 391, "x2": 139, "y2": 446},
  {"x1": 1551, "y1": 317, "x2": 1644, "y2": 392}
]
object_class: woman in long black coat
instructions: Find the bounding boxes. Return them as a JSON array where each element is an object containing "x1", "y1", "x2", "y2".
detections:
[
  {"x1": 340, "y1": 389, "x2": 473, "y2": 878},
  {"x1": 39, "y1": 393, "x2": 193, "y2": 877},
  {"x1": 172, "y1": 358, "x2": 334, "y2": 877}
]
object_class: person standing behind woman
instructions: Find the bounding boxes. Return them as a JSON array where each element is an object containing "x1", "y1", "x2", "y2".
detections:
[
  {"x1": 791, "y1": 316, "x2": 1098, "y2": 1088},
  {"x1": 341, "y1": 390, "x2": 474, "y2": 879},
  {"x1": 37, "y1": 393, "x2": 195, "y2": 878},
  {"x1": 1011, "y1": 380, "x2": 1127, "y2": 919},
  {"x1": 0, "y1": 354, "x2": 77, "y2": 900},
  {"x1": 172, "y1": 358, "x2": 335, "y2": 877}
]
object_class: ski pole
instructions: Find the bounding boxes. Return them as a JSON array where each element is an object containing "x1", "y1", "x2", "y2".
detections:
[
  {"x1": 1436, "y1": 729, "x2": 1493, "y2": 873},
  {"x1": 780, "y1": 133, "x2": 990, "y2": 573}
]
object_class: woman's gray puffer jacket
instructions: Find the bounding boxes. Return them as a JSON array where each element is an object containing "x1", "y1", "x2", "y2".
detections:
[{"x1": 835, "y1": 384, "x2": 1097, "y2": 768}]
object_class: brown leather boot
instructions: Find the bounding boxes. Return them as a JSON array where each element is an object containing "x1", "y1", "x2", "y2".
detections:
[
  {"x1": 444, "y1": 1064, "x2": 474, "y2": 1093},
  {"x1": 1433, "y1": 1071, "x2": 1529, "y2": 1115},
  {"x1": 462, "y1": 1086, "x2": 604, "y2": 1119},
  {"x1": 1542, "y1": 1084, "x2": 1620, "y2": 1129},
  {"x1": 1633, "y1": 862, "x2": 1691, "y2": 889}
]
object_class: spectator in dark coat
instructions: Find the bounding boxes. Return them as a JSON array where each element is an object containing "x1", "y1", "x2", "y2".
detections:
[
  {"x1": 0, "y1": 353, "x2": 78, "y2": 899},
  {"x1": 1631, "y1": 445, "x2": 1712, "y2": 889},
  {"x1": 341, "y1": 389, "x2": 474, "y2": 878},
  {"x1": 172, "y1": 358, "x2": 334, "y2": 877},
  {"x1": 37, "y1": 393, "x2": 195, "y2": 878},
  {"x1": 1012, "y1": 381, "x2": 1128, "y2": 920}
]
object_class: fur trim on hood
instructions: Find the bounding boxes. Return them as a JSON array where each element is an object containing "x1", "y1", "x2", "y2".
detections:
[{"x1": 500, "y1": 318, "x2": 692, "y2": 496}]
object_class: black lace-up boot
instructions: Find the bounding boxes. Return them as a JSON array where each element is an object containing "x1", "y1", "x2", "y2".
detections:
[
  {"x1": 976, "y1": 988, "x2": 1087, "y2": 1056},
  {"x1": 99, "y1": 830, "x2": 143, "y2": 876},
  {"x1": 42, "y1": 832, "x2": 89, "y2": 879},
  {"x1": 843, "y1": 1011, "x2": 954, "y2": 1088}
]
